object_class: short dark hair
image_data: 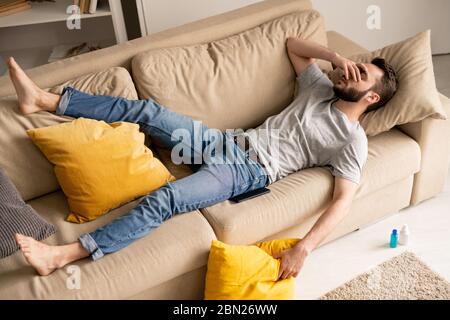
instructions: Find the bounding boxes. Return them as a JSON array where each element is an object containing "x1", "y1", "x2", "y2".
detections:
[{"x1": 366, "y1": 57, "x2": 398, "y2": 113}]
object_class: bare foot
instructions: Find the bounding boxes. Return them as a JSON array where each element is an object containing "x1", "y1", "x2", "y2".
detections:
[
  {"x1": 15, "y1": 234, "x2": 63, "y2": 276},
  {"x1": 7, "y1": 57, "x2": 59, "y2": 115}
]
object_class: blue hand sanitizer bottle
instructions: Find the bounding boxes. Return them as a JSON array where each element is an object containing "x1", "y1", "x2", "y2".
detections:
[{"x1": 390, "y1": 229, "x2": 398, "y2": 248}]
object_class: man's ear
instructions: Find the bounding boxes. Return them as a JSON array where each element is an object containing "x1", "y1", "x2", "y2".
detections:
[{"x1": 365, "y1": 91, "x2": 380, "y2": 105}]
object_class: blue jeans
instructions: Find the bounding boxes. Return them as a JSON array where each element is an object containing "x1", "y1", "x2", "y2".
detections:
[{"x1": 57, "y1": 87, "x2": 269, "y2": 260}]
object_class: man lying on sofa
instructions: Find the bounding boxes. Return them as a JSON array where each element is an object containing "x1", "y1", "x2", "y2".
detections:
[{"x1": 8, "y1": 37, "x2": 398, "y2": 279}]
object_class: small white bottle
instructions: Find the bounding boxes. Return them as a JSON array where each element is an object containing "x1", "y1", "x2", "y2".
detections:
[{"x1": 399, "y1": 224, "x2": 410, "y2": 246}]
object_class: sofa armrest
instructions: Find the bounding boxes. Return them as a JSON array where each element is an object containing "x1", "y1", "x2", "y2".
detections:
[
  {"x1": 397, "y1": 93, "x2": 450, "y2": 205},
  {"x1": 326, "y1": 31, "x2": 370, "y2": 57}
]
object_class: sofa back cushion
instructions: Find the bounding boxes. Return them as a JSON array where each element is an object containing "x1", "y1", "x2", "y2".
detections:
[
  {"x1": 132, "y1": 10, "x2": 329, "y2": 131},
  {"x1": 0, "y1": 67, "x2": 138, "y2": 201},
  {"x1": 0, "y1": 0, "x2": 313, "y2": 98}
]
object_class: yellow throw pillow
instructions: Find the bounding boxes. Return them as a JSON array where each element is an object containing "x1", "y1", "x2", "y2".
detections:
[
  {"x1": 27, "y1": 118, "x2": 175, "y2": 223},
  {"x1": 0, "y1": 67, "x2": 138, "y2": 202},
  {"x1": 328, "y1": 30, "x2": 447, "y2": 137},
  {"x1": 204, "y1": 238, "x2": 300, "y2": 300}
]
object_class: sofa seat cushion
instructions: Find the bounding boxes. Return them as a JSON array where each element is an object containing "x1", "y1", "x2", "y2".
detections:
[
  {"x1": 132, "y1": 10, "x2": 329, "y2": 131},
  {"x1": 0, "y1": 67, "x2": 139, "y2": 202},
  {"x1": 201, "y1": 129, "x2": 421, "y2": 244},
  {"x1": 0, "y1": 191, "x2": 216, "y2": 299}
]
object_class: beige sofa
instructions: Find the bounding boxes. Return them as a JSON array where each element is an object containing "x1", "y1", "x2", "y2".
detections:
[{"x1": 0, "y1": 0, "x2": 449, "y2": 299}]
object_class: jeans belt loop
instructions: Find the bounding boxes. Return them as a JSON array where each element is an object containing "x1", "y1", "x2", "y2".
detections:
[{"x1": 233, "y1": 135, "x2": 265, "y2": 169}]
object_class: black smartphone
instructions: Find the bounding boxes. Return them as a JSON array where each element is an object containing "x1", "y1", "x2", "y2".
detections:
[{"x1": 229, "y1": 187, "x2": 271, "y2": 203}]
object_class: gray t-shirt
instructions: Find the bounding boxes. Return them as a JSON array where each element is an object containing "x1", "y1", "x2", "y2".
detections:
[{"x1": 244, "y1": 63, "x2": 368, "y2": 185}]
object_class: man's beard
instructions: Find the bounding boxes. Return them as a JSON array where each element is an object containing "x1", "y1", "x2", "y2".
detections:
[{"x1": 333, "y1": 85, "x2": 370, "y2": 102}]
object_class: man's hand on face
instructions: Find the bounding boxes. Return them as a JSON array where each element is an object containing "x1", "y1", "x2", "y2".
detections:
[
  {"x1": 273, "y1": 242, "x2": 311, "y2": 280},
  {"x1": 331, "y1": 53, "x2": 366, "y2": 83}
]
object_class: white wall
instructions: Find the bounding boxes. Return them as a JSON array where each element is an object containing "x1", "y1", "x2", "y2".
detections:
[
  {"x1": 144, "y1": 0, "x2": 263, "y2": 34},
  {"x1": 312, "y1": 0, "x2": 450, "y2": 54},
  {"x1": 142, "y1": 0, "x2": 449, "y2": 54}
]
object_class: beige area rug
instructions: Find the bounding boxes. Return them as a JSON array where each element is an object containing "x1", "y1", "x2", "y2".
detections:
[{"x1": 320, "y1": 252, "x2": 450, "y2": 300}]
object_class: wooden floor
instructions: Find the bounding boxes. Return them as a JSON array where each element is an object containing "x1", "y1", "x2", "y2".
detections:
[{"x1": 295, "y1": 56, "x2": 450, "y2": 299}]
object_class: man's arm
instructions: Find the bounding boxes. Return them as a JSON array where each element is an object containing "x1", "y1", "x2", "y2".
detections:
[
  {"x1": 301, "y1": 177, "x2": 358, "y2": 251},
  {"x1": 287, "y1": 37, "x2": 362, "y2": 81},
  {"x1": 274, "y1": 177, "x2": 358, "y2": 280}
]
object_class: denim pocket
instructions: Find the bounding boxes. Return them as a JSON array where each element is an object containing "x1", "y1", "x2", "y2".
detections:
[{"x1": 236, "y1": 161, "x2": 266, "y2": 192}]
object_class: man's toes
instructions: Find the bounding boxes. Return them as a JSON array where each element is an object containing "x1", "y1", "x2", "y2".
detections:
[
  {"x1": 20, "y1": 241, "x2": 30, "y2": 248},
  {"x1": 7, "y1": 57, "x2": 18, "y2": 69},
  {"x1": 19, "y1": 234, "x2": 31, "y2": 242},
  {"x1": 15, "y1": 233, "x2": 25, "y2": 243},
  {"x1": 16, "y1": 234, "x2": 33, "y2": 248},
  {"x1": 21, "y1": 239, "x2": 33, "y2": 248},
  {"x1": 22, "y1": 247, "x2": 31, "y2": 254}
]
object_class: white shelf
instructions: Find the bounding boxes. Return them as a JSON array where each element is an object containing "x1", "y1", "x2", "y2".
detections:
[
  {"x1": 0, "y1": 0, "x2": 112, "y2": 28},
  {"x1": 0, "y1": 0, "x2": 127, "y2": 73}
]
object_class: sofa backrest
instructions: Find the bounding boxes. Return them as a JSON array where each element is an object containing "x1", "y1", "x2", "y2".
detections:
[
  {"x1": 131, "y1": 10, "x2": 328, "y2": 131},
  {"x1": 0, "y1": 0, "x2": 316, "y2": 201},
  {"x1": 0, "y1": 0, "x2": 312, "y2": 97}
]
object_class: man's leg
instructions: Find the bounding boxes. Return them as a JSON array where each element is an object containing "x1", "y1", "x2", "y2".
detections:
[
  {"x1": 7, "y1": 57, "x2": 61, "y2": 114},
  {"x1": 78, "y1": 163, "x2": 238, "y2": 259},
  {"x1": 56, "y1": 87, "x2": 215, "y2": 161},
  {"x1": 8, "y1": 57, "x2": 217, "y2": 163},
  {"x1": 15, "y1": 163, "x2": 242, "y2": 276},
  {"x1": 15, "y1": 234, "x2": 89, "y2": 276},
  {"x1": 15, "y1": 145, "x2": 268, "y2": 276}
]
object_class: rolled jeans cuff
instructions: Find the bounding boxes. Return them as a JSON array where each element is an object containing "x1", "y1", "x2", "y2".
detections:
[
  {"x1": 78, "y1": 233, "x2": 104, "y2": 261},
  {"x1": 56, "y1": 86, "x2": 74, "y2": 116}
]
